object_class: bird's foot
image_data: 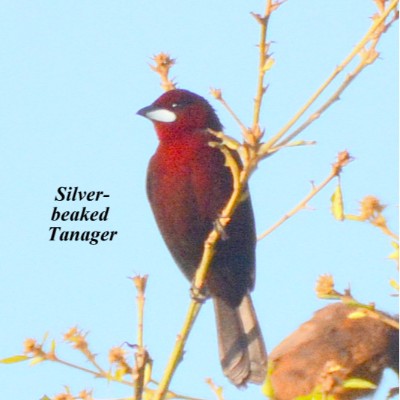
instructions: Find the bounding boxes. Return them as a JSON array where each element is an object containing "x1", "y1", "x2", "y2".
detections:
[
  {"x1": 190, "y1": 286, "x2": 209, "y2": 304},
  {"x1": 213, "y1": 218, "x2": 230, "y2": 240}
]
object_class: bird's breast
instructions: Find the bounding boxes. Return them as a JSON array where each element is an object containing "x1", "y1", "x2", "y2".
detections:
[{"x1": 146, "y1": 136, "x2": 233, "y2": 276}]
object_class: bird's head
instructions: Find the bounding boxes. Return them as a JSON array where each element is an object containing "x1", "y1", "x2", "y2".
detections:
[{"x1": 137, "y1": 89, "x2": 223, "y2": 141}]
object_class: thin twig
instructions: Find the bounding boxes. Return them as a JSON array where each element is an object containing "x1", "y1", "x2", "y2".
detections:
[
  {"x1": 377, "y1": 225, "x2": 399, "y2": 241},
  {"x1": 210, "y1": 88, "x2": 249, "y2": 137},
  {"x1": 361, "y1": 308, "x2": 400, "y2": 330},
  {"x1": 132, "y1": 275, "x2": 149, "y2": 400},
  {"x1": 261, "y1": 0, "x2": 398, "y2": 153},
  {"x1": 274, "y1": 60, "x2": 367, "y2": 150},
  {"x1": 150, "y1": 53, "x2": 177, "y2": 91},
  {"x1": 252, "y1": 0, "x2": 274, "y2": 130},
  {"x1": 133, "y1": 275, "x2": 148, "y2": 349},
  {"x1": 206, "y1": 378, "x2": 225, "y2": 400},
  {"x1": 273, "y1": 44, "x2": 382, "y2": 151},
  {"x1": 53, "y1": 356, "x2": 134, "y2": 387},
  {"x1": 257, "y1": 151, "x2": 352, "y2": 241},
  {"x1": 152, "y1": 301, "x2": 202, "y2": 400}
]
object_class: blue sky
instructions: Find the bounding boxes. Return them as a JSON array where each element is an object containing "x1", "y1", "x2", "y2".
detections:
[{"x1": 1, "y1": 1, "x2": 398, "y2": 399}]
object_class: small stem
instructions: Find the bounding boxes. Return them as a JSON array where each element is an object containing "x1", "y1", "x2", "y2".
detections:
[
  {"x1": 275, "y1": 61, "x2": 365, "y2": 150},
  {"x1": 216, "y1": 94, "x2": 249, "y2": 137},
  {"x1": 258, "y1": 151, "x2": 350, "y2": 241},
  {"x1": 133, "y1": 275, "x2": 148, "y2": 349},
  {"x1": 377, "y1": 225, "x2": 399, "y2": 241},
  {"x1": 361, "y1": 308, "x2": 400, "y2": 330},
  {"x1": 52, "y1": 356, "x2": 133, "y2": 387},
  {"x1": 134, "y1": 347, "x2": 149, "y2": 400},
  {"x1": 84, "y1": 351, "x2": 107, "y2": 375},
  {"x1": 206, "y1": 378, "x2": 225, "y2": 400},
  {"x1": 132, "y1": 275, "x2": 149, "y2": 400}
]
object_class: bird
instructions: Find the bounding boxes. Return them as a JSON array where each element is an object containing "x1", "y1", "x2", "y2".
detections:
[
  {"x1": 268, "y1": 303, "x2": 399, "y2": 400},
  {"x1": 137, "y1": 89, "x2": 267, "y2": 386}
]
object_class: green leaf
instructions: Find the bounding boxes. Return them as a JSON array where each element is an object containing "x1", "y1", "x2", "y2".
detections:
[
  {"x1": 262, "y1": 361, "x2": 275, "y2": 398},
  {"x1": 342, "y1": 377, "x2": 377, "y2": 390},
  {"x1": 50, "y1": 339, "x2": 56, "y2": 354},
  {"x1": 389, "y1": 279, "x2": 399, "y2": 291},
  {"x1": 262, "y1": 57, "x2": 275, "y2": 72},
  {"x1": 29, "y1": 356, "x2": 44, "y2": 366},
  {"x1": 388, "y1": 241, "x2": 399, "y2": 261},
  {"x1": 262, "y1": 376, "x2": 274, "y2": 398},
  {"x1": 295, "y1": 393, "x2": 335, "y2": 400},
  {"x1": 331, "y1": 183, "x2": 344, "y2": 221},
  {"x1": 295, "y1": 394, "x2": 323, "y2": 400},
  {"x1": 114, "y1": 367, "x2": 126, "y2": 381},
  {"x1": 0, "y1": 355, "x2": 29, "y2": 364},
  {"x1": 347, "y1": 310, "x2": 367, "y2": 319},
  {"x1": 286, "y1": 140, "x2": 316, "y2": 147}
]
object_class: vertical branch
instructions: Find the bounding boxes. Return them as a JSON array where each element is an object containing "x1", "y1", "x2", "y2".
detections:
[
  {"x1": 133, "y1": 275, "x2": 148, "y2": 349},
  {"x1": 153, "y1": 301, "x2": 202, "y2": 400},
  {"x1": 252, "y1": 0, "x2": 273, "y2": 131},
  {"x1": 132, "y1": 275, "x2": 149, "y2": 400}
]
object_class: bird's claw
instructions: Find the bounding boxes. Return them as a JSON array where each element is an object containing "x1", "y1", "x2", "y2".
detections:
[
  {"x1": 190, "y1": 286, "x2": 209, "y2": 303},
  {"x1": 214, "y1": 218, "x2": 230, "y2": 240}
]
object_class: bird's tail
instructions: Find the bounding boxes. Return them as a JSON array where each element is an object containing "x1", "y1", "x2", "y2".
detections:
[{"x1": 213, "y1": 294, "x2": 267, "y2": 386}]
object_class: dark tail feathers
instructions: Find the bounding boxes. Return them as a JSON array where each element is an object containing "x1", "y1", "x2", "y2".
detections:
[{"x1": 213, "y1": 294, "x2": 267, "y2": 386}]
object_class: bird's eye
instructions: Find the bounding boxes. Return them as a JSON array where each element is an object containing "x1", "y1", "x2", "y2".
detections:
[{"x1": 170, "y1": 99, "x2": 194, "y2": 109}]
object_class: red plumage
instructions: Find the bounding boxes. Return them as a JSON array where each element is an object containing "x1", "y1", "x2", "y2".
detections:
[{"x1": 137, "y1": 89, "x2": 267, "y2": 386}]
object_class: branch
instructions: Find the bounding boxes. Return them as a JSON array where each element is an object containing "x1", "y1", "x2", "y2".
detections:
[
  {"x1": 152, "y1": 300, "x2": 202, "y2": 400},
  {"x1": 150, "y1": 53, "x2": 177, "y2": 91},
  {"x1": 260, "y1": 0, "x2": 398, "y2": 154},
  {"x1": 132, "y1": 275, "x2": 149, "y2": 400},
  {"x1": 210, "y1": 88, "x2": 249, "y2": 139},
  {"x1": 273, "y1": 53, "x2": 373, "y2": 150},
  {"x1": 252, "y1": 1, "x2": 284, "y2": 132},
  {"x1": 257, "y1": 151, "x2": 352, "y2": 241},
  {"x1": 315, "y1": 274, "x2": 399, "y2": 330}
]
